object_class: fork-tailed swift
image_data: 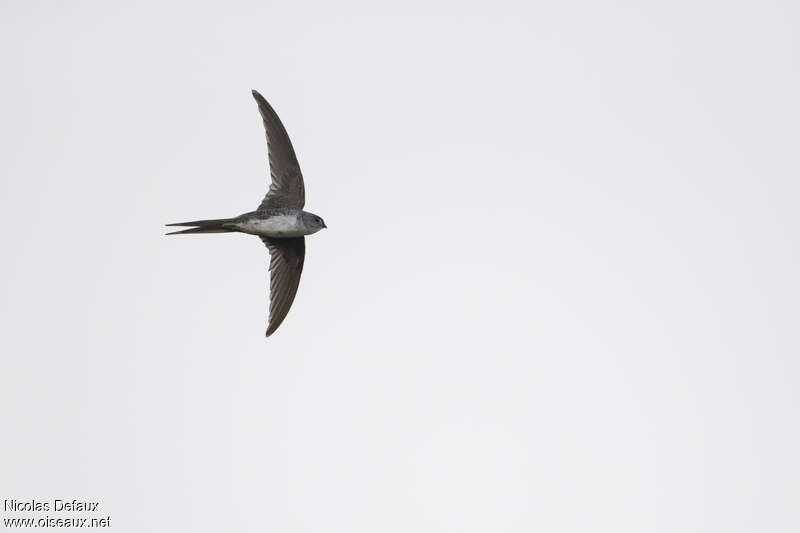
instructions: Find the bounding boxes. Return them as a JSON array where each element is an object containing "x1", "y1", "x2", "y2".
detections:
[{"x1": 167, "y1": 90, "x2": 326, "y2": 337}]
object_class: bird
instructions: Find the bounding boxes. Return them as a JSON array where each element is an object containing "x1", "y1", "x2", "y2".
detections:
[{"x1": 167, "y1": 90, "x2": 326, "y2": 337}]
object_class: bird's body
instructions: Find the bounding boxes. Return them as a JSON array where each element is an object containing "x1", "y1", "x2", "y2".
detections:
[
  {"x1": 167, "y1": 90, "x2": 326, "y2": 337},
  {"x1": 234, "y1": 209, "x2": 324, "y2": 238}
]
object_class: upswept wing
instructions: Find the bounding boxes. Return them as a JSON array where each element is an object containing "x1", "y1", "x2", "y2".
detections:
[
  {"x1": 252, "y1": 90, "x2": 305, "y2": 210},
  {"x1": 260, "y1": 236, "x2": 306, "y2": 336}
]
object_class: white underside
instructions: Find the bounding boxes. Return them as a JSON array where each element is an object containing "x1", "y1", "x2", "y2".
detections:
[{"x1": 235, "y1": 215, "x2": 309, "y2": 237}]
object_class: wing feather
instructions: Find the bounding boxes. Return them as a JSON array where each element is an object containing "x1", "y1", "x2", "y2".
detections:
[
  {"x1": 260, "y1": 236, "x2": 305, "y2": 336},
  {"x1": 252, "y1": 90, "x2": 305, "y2": 210}
]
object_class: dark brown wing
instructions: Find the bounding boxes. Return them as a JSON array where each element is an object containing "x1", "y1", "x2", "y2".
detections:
[
  {"x1": 252, "y1": 90, "x2": 305, "y2": 210},
  {"x1": 260, "y1": 236, "x2": 305, "y2": 336}
]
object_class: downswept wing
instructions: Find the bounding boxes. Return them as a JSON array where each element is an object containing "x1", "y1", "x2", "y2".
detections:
[
  {"x1": 260, "y1": 236, "x2": 306, "y2": 336},
  {"x1": 252, "y1": 90, "x2": 305, "y2": 210}
]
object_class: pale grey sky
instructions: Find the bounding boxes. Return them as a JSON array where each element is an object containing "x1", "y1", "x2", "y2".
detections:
[{"x1": 1, "y1": 1, "x2": 799, "y2": 531}]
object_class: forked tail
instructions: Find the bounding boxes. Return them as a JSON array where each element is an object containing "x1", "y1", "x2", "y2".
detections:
[{"x1": 165, "y1": 218, "x2": 237, "y2": 235}]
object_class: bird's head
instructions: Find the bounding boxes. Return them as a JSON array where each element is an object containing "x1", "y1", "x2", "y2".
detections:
[{"x1": 301, "y1": 211, "x2": 327, "y2": 233}]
